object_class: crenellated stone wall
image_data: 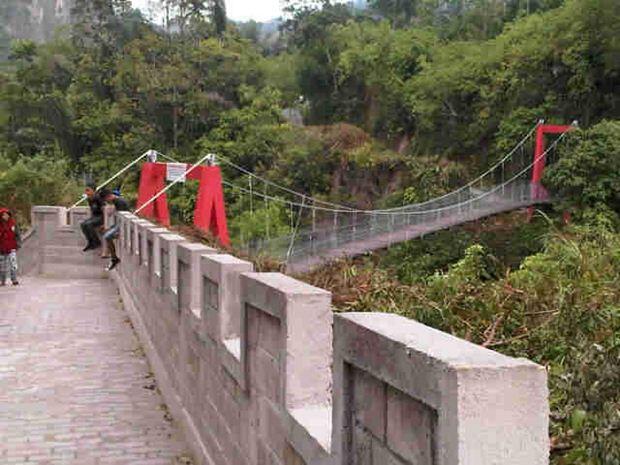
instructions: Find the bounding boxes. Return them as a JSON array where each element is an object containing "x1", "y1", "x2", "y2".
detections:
[{"x1": 28, "y1": 206, "x2": 551, "y2": 465}]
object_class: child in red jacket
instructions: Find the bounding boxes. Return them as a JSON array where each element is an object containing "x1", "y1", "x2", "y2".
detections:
[{"x1": 0, "y1": 208, "x2": 21, "y2": 286}]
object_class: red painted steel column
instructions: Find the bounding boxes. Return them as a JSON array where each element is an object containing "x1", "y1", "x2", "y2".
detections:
[
  {"x1": 193, "y1": 166, "x2": 230, "y2": 246},
  {"x1": 135, "y1": 162, "x2": 171, "y2": 226},
  {"x1": 528, "y1": 124, "x2": 574, "y2": 220},
  {"x1": 532, "y1": 125, "x2": 546, "y2": 187}
]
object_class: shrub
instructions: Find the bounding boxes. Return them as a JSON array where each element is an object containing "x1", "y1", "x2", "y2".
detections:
[
  {"x1": 304, "y1": 221, "x2": 620, "y2": 463},
  {"x1": 0, "y1": 153, "x2": 81, "y2": 226},
  {"x1": 545, "y1": 120, "x2": 620, "y2": 215}
]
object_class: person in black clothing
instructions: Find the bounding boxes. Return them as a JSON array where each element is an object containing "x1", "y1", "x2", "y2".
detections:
[
  {"x1": 81, "y1": 184, "x2": 104, "y2": 252},
  {"x1": 99, "y1": 188, "x2": 130, "y2": 271}
]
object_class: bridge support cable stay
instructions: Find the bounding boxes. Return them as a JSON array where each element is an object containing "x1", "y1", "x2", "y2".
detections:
[{"x1": 69, "y1": 151, "x2": 154, "y2": 209}]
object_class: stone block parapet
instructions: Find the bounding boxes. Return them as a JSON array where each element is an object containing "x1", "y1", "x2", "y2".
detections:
[
  {"x1": 25, "y1": 206, "x2": 106, "y2": 278},
  {"x1": 332, "y1": 313, "x2": 549, "y2": 465},
  {"x1": 27, "y1": 206, "x2": 550, "y2": 465}
]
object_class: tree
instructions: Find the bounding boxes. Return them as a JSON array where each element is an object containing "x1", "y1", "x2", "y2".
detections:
[
  {"x1": 331, "y1": 20, "x2": 436, "y2": 140},
  {"x1": 369, "y1": 0, "x2": 418, "y2": 27},
  {"x1": 158, "y1": 0, "x2": 226, "y2": 37},
  {"x1": 209, "y1": 0, "x2": 227, "y2": 36},
  {"x1": 1, "y1": 39, "x2": 79, "y2": 159},
  {"x1": 545, "y1": 120, "x2": 620, "y2": 215},
  {"x1": 281, "y1": 3, "x2": 362, "y2": 124},
  {"x1": 408, "y1": 0, "x2": 620, "y2": 158},
  {"x1": 70, "y1": 0, "x2": 116, "y2": 46},
  {"x1": 238, "y1": 20, "x2": 260, "y2": 43}
]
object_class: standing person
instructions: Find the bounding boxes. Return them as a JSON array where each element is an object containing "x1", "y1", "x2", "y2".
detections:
[
  {"x1": 80, "y1": 183, "x2": 104, "y2": 252},
  {"x1": 0, "y1": 208, "x2": 21, "y2": 286},
  {"x1": 99, "y1": 188, "x2": 130, "y2": 271}
]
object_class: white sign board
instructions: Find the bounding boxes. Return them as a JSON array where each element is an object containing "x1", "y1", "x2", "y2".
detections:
[{"x1": 166, "y1": 163, "x2": 188, "y2": 183}]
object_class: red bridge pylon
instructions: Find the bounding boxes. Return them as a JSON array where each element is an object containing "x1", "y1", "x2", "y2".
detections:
[{"x1": 136, "y1": 162, "x2": 230, "y2": 246}]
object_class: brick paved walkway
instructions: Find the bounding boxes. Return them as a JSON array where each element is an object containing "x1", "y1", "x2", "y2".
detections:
[{"x1": 0, "y1": 277, "x2": 192, "y2": 465}]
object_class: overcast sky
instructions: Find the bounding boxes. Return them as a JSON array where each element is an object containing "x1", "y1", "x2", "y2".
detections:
[{"x1": 131, "y1": 0, "x2": 284, "y2": 23}]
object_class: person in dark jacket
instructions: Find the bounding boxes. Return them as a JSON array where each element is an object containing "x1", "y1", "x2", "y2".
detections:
[
  {"x1": 81, "y1": 183, "x2": 104, "y2": 252},
  {"x1": 0, "y1": 208, "x2": 21, "y2": 286},
  {"x1": 99, "y1": 188, "x2": 130, "y2": 271}
]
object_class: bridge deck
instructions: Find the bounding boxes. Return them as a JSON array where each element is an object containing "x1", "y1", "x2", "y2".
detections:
[
  {"x1": 287, "y1": 199, "x2": 546, "y2": 273},
  {"x1": 0, "y1": 277, "x2": 191, "y2": 465}
]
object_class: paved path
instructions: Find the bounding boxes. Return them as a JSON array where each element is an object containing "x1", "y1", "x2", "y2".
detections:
[{"x1": 0, "y1": 277, "x2": 192, "y2": 465}]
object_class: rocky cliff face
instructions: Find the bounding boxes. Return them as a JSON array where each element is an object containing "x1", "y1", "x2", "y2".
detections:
[{"x1": 2, "y1": 0, "x2": 71, "y2": 43}]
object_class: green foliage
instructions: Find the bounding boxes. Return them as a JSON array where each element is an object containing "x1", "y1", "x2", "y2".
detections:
[
  {"x1": 382, "y1": 212, "x2": 550, "y2": 283},
  {"x1": 286, "y1": 3, "x2": 360, "y2": 124},
  {"x1": 228, "y1": 201, "x2": 292, "y2": 247},
  {"x1": 401, "y1": 156, "x2": 468, "y2": 204},
  {"x1": 0, "y1": 152, "x2": 81, "y2": 226},
  {"x1": 261, "y1": 53, "x2": 303, "y2": 105},
  {"x1": 199, "y1": 86, "x2": 287, "y2": 172},
  {"x1": 383, "y1": 229, "x2": 475, "y2": 283},
  {"x1": 208, "y1": 0, "x2": 228, "y2": 36},
  {"x1": 545, "y1": 120, "x2": 620, "y2": 215},
  {"x1": 409, "y1": 0, "x2": 620, "y2": 157},
  {"x1": 167, "y1": 182, "x2": 200, "y2": 225},
  {"x1": 331, "y1": 21, "x2": 436, "y2": 138},
  {"x1": 369, "y1": 0, "x2": 564, "y2": 39},
  {"x1": 309, "y1": 219, "x2": 620, "y2": 463},
  {"x1": 267, "y1": 124, "x2": 407, "y2": 207},
  {"x1": 369, "y1": 0, "x2": 418, "y2": 27}
]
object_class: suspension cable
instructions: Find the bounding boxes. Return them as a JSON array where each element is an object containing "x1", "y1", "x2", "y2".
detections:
[
  {"x1": 216, "y1": 155, "x2": 358, "y2": 212},
  {"x1": 69, "y1": 151, "x2": 150, "y2": 209},
  {"x1": 215, "y1": 121, "x2": 540, "y2": 214},
  {"x1": 143, "y1": 122, "x2": 553, "y2": 217}
]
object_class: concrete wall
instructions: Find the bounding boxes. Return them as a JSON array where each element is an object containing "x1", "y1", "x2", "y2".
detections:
[
  {"x1": 17, "y1": 228, "x2": 40, "y2": 276},
  {"x1": 29, "y1": 207, "x2": 551, "y2": 465},
  {"x1": 27, "y1": 206, "x2": 107, "y2": 278}
]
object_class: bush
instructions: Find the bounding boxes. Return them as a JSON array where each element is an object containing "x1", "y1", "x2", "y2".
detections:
[
  {"x1": 0, "y1": 153, "x2": 81, "y2": 226},
  {"x1": 228, "y1": 200, "x2": 291, "y2": 247},
  {"x1": 381, "y1": 211, "x2": 549, "y2": 283},
  {"x1": 546, "y1": 120, "x2": 620, "y2": 215},
  {"x1": 304, "y1": 221, "x2": 620, "y2": 463}
]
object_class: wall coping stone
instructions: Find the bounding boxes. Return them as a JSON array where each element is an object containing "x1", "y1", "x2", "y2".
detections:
[{"x1": 340, "y1": 312, "x2": 537, "y2": 369}]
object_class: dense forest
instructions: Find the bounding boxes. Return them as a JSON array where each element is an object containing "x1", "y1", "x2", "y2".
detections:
[{"x1": 1, "y1": 0, "x2": 619, "y2": 463}]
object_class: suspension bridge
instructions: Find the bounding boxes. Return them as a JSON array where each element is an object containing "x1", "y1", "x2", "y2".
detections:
[
  {"x1": 76, "y1": 120, "x2": 573, "y2": 273},
  {"x1": 219, "y1": 121, "x2": 573, "y2": 272}
]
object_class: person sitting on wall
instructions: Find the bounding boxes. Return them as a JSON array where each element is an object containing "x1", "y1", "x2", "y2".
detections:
[
  {"x1": 99, "y1": 188, "x2": 130, "y2": 271},
  {"x1": 100, "y1": 189, "x2": 123, "y2": 260},
  {"x1": 81, "y1": 183, "x2": 104, "y2": 252}
]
